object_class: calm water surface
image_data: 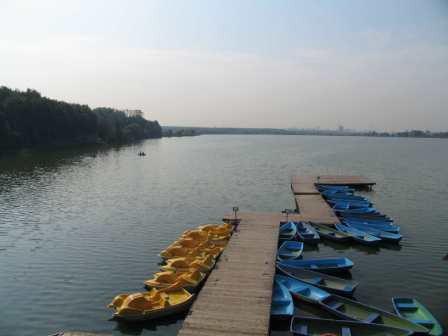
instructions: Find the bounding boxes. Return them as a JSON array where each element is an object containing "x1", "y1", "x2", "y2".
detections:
[{"x1": 0, "y1": 135, "x2": 447, "y2": 335}]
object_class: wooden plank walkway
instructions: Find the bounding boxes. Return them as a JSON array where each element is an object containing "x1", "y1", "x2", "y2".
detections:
[
  {"x1": 178, "y1": 212, "x2": 281, "y2": 336},
  {"x1": 294, "y1": 195, "x2": 340, "y2": 224},
  {"x1": 291, "y1": 175, "x2": 375, "y2": 195}
]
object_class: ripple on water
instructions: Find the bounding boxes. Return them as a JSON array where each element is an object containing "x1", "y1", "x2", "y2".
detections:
[{"x1": 1, "y1": 136, "x2": 448, "y2": 335}]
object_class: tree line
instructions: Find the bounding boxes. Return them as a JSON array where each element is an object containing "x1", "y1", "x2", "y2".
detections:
[{"x1": 0, "y1": 86, "x2": 161, "y2": 150}]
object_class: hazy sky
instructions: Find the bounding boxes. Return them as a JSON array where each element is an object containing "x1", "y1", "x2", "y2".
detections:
[{"x1": 1, "y1": 0, "x2": 447, "y2": 131}]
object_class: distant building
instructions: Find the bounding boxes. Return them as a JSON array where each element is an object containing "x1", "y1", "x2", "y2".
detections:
[
  {"x1": 338, "y1": 125, "x2": 344, "y2": 132},
  {"x1": 124, "y1": 109, "x2": 143, "y2": 118}
]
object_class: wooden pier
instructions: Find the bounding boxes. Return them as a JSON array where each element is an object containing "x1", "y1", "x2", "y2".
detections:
[
  {"x1": 178, "y1": 212, "x2": 281, "y2": 336},
  {"x1": 291, "y1": 175, "x2": 375, "y2": 195},
  {"x1": 177, "y1": 175, "x2": 373, "y2": 335}
]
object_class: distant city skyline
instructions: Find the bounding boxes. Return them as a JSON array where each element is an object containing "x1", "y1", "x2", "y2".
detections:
[{"x1": 1, "y1": 0, "x2": 447, "y2": 131}]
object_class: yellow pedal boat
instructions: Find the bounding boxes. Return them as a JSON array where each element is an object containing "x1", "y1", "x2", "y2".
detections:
[
  {"x1": 182, "y1": 229, "x2": 230, "y2": 246},
  {"x1": 170, "y1": 238, "x2": 204, "y2": 249},
  {"x1": 160, "y1": 255, "x2": 215, "y2": 274},
  {"x1": 144, "y1": 269, "x2": 206, "y2": 292},
  {"x1": 198, "y1": 223, "x2": 234, "y2": 235},
  {"x1": 159, "y1": 246, "x2": 204, "y2": 260},
  {"x1": 160, "y1": 244, "x2": 223, "y2": 260},
  {"x1": 108, "y1": 286, "x2": 195, "y2": 321}
]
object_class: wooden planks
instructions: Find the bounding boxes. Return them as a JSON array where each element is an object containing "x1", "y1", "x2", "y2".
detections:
[
  {"x1": 290, "y1": 175, "x2": 320, "y2": 195},
  {"x1": 291, "y1": 175, "x2": 375, "y2": 191},
  {"x1": 294, "y1": 195, "x2": 340, "y2": 225},
  {"x1": 178, "y1": 212, "x2": 281, "y2": 336}
]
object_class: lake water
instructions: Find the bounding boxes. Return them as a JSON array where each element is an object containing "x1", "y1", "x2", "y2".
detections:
[{"x1": 0, "y1": 135, "x2": 447, "y2": 335}]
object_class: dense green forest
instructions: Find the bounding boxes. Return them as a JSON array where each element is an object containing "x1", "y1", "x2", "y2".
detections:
[{"x1": 0, "y1": 86, "x2": 161, "y2": 150}]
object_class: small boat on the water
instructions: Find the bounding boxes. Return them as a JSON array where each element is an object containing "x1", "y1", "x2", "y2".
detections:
[
  {"x1": 279, "y1": 221, "x2": 297, "y2": 241},
  {"x1": 277, "y1": 241, "x2": 304, "y2": 260},
  {"x1": 342, "y1": 219, "x2": 400, "y2": 233},
  {"x1": 334, "y1": 205, "x2": 378, "y2": 214},
  {"x1": 341, "y1": 213, "x2": 392, "y2": 221},
  {"x1": 276, "y1": 263, "x2": 358, "y2": 295},
  {"x1": 290, "y1": 316, "x2": 413, "y2": 336},
  {"x1": 275, "y1": 276, "x2": 428, "y2": 334},
  {"x1": 277, "y1": 257, "x2": 354, "y2": 274},
  {"x1": 327, "y1": 199, "x2": 372, "y2": 209},
  {"x1": 108, "y1": 286, "x2": 195, "y2": 321},
  {"x1": 311, "y1": 223, "x2": 352, "y2": 242},
  {"x1": 160, "y1": 255, "x2": 215, "y2": 274},
  {"x1": 271, "y1": 279, "x2": 294, "y2": 318},
  {"x1": 344, "y1": 222, "x2": 402, "y2": 243},
  {"x1": 144, "y1": 269, "x2": 206, "y2": 292},
  {"x1": 392, "y1": 297, "x2": 444, "y2": 336},
  {"x1": 335, "y1": 223, "x2": 381, "y2": 246},
  {"x1": 295, "y1": 221, "x2": 320, "y2": 244},
  {"x1": 340, "y1": 213, "x2": 393, "y2": 222}
]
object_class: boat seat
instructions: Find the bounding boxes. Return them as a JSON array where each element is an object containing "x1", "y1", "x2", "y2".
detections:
[
  {"x1": 397, "y1": 302, "x2": 418, "y2": 310},
  {"x1": 364, "y1": 313, "x2": 381, "y2": 323},
  {"x1": 327, "y1": 301, "x2": 344, "y2": 310},
  {"x1": 412, "y1": 319, "x2": 434, "y2": 327},
  {"x1": 341, "y1": 327, "x2": 352, "y2": 336}
]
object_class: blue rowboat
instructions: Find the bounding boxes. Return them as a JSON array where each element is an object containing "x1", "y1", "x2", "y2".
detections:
[
  {"x1": 317, "y1": 184, "x2": 353, "y2": 191},
  {"x1": 326, "y1": 196, "x2": 370, "y2": 204},
  {"x1": 277, "y1": 241, "x2": 304, "y2": 260},
  {"x1": 290, "y1": 316, "x2": 414, "y2": 336},
  {"x1": 327, "y1": 199, "x2": 372, "y2": 208},
  {"x1": 321, "y1": 190, "x2": 355, "y2": 197},
  {"x1": 279, "y1": 221, "x2": 297, "y2": 241},
  {"x1": 335, "y1": 223, "x2": 382, "y2": 246},
  {"x1": 277, "y1": 257, "x2": 354, "y2": 274},
  {"x1": 276, "y1": 263, "x2": 358, "y2": 296},
  {"x1": 345, "y1": 222, "x2": 402, "y2": 243},
  {"x1": 271, "y1": 279, "x2": 294, "y2": 318},
  {"x1": 335, "y1": 207, "x2": 379, "y2": 214},
  {"x1": 392, "y1": 298, "x2": 444, "y2": 336},
  {"x1": 341, "y1": 214, "x2": 394, "y2": 224},
  {"x1": 341, "y1": 213, "x2": 392, "y2": 221},
  {"x1": 342, "y1": 219, "x2": 400, "y2": 233},
  {"x1": 295, "y1": 221, "x2": 320, "y2": 244},
  {"x1": 276, "y1": 276, "x2": 428, "y2": 334},
  {"x1": 311, "y1": 223, "x2": 352, "y2": 243}
]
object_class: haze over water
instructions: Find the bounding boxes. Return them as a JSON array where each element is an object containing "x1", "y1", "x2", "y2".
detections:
[{"x1": 0, "y1": 135, "x2": 447, "y2": 335}]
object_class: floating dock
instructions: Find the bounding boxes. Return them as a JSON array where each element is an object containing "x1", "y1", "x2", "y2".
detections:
[
  {"x1": 291, "y1": 175, "x2": 375, "y2": 195},
  {"x1": 177, "y1": 175, "x2": 373, "y2": 335}
]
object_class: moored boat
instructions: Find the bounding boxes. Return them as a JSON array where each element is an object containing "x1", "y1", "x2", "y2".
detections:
[
  {"x1": 271, "y1": 279, "x2": 294, "y2": 318},
  {"x1": 276, "y1": 263, "x2": 358, "y2": 295},
  {"x1": 277, "y1": 241, "x2": 304, "y2": 260},
  {"x1": 311, "y1": 223, "x2": 352, "y2": 243},
  {"x1": 342, "y1": 219, "x2": 400, "y2": 233},
  {"x1": 144, "y1": 269, "x2": 206, "y2": 292},
  {"x1": 280, "y1": 221, "x2": 297, "y2": 241},
  {"x1": 161, "y1": 255, "x2": 216, "y2": 274},
  {"x1": 290, "y1": 316, "x2": 413, "y2": 336},
  {"x1": 108, "y1": 286, "x2": 195, "y2": 321},
  {"x1": 335, "y1": 223, "x2": 382, "y2": 246},
  {"x1": 345, "y1": 222, "x2": 402, "y2": 243},
  {"x1": 392, "y1": 297, "x2": 444, "y2": 336},
  {"x1": 277, "y1": 257, "x2": 354, "y2": 274},
  {"x1": 295, "y1": 221, "x2": 320, "y2": 244},
  {"x1": 276, "y1": 276, "x2": 428, "y2": 335}
]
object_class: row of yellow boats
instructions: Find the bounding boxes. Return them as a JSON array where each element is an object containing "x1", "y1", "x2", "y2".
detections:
[{"x1": 108, "y1": 223, "x2": 233, "y2": 321}]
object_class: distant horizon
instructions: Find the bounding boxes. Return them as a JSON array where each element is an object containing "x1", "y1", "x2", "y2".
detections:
[{"x1": 1, "y1": 1, "x2": 447, "y2": 132}]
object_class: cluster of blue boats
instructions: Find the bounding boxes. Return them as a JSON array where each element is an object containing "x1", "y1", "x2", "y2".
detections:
[
  {"x1": 321, "y1": 184, "x2": 402, "y2": 244},
  {"x1": 271, "y1": 184, "x2": 443, "y2": 336}
]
